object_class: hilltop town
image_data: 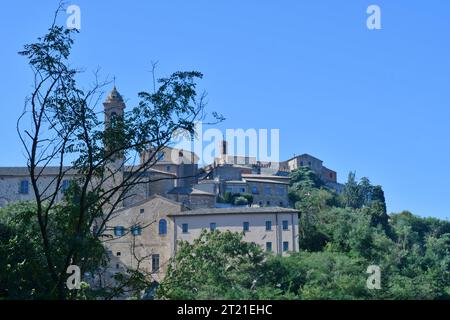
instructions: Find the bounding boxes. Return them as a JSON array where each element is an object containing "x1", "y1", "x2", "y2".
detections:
[{"x1": 0, "y1": 86, "x2": 343, "y2": 287}]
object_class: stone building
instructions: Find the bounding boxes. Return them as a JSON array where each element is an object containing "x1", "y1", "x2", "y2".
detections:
[
  {"x1": 0, "y1": 87, "x2": 200, "y2": 209},
  {"x1": 103, "y1": 195, "x2": 299, "y2": 284},
  {"x1": 0, "y1": 167, "x2": 79, "y2": 208},
  {"x1": 279, "y1": 153, "x2": 337, "y2": 184},
  {"x1": 242, "y1": 174, "x2": 290, "y2": 208},
  {"x1": 171, "y1": 206, "x2": 299, "y2": 256},
  {"x1": 140, "y1": 146, "x2": 199, "y2": 188},
  {"x1": 166, "y1": 186, "x2": 216, "y2": 209},
  {"x1": 103, "y1": 195, "x2": 188, "y2": 284}
]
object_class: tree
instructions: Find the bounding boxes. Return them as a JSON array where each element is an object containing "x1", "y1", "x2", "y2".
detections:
[
  {"x1": 371, "y1": 185, "x2": 387, "y2": 214},
  {"x1": 289, "y1": 166, "x2": 323, "y2": 190},
  {"x1": 0, "y1": 200, "x2": 106, "y2": 299},
  {"x1": 288, "y1": 167, "x2": 338, "y2": 251},
  {"x1": 358, "y1": 177, "x2": 373, "y2": 205},
  {"x1": 157, "y1": 230, "x2": 267, "y2": 300},
  {"x1": 13, "y1": 7, "x2": 222, "y2": 299},
  {"x1": 342, "y1": 172, "x2": 363, "y2": 209},
  {"x1": 234, "y1": 196, "x2": 249, "y2": 206}
]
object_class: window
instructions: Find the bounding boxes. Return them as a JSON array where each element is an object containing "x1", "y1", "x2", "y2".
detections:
[
  {"x1": 156, "y1": 152, "x2": 165, "y2": 161},
  {"x1": 210, "y1": 222, "x2": 217, "y2": 231},
  {"x1": 182, "y1": 223, "x2": 189, "y2": 233},
  {"x1": 282, "y1": 220, "x2": 289, "y2": 230},
  {"x1": 265, "y1": 221, "x2": 272, "y2": 231},
  {"x1": 266, "y1": 201, "x2": 271, "y2": 206},
  {"x1": 279, "y1": 202, "x2": 284, "y2": 207},
  {"x1": 152, "y1": 254, "x2": 160, "y2": 272},
  {"x1": 61, "y1": 180, "x2": 70, "y2": 192},
  {"x1": 19, "y1": 180, "x2": 29, "y2": 194},
  {"x1": 266, "y1": 242, "x2": 272, "y2": 252},
  {"x1": 283, "y1": 241, "x2": 289, "y2": 252},
  {"x1": 166, "y1": 165, "x2": 171, "y2": 171},
  {"x1": 131, "y1": 226, "x2": 142, "y2": 236},
  {"x1": 252, "y1": 186, "x2": 259, "y2": 194},
  {"x1": 243, "y1": 221, "x2": 249, "y2": 232},
  {"x1": 308, "y1": 161, "x2": 312, "y2": 166},
  {"x1": 159, "y1": 219, "x2": 167, "y2": 235},
  {"x1": 240, "y1": 188, "x2": 246, "y2": 193},
  {"x1": 264, "y1": 186, "x2": 271, "y2": 195},
  {"x1": 116, "y1": 252, "x2": 121, "y2": 257},
  {"x1": 277, "y1": 187, "x2": 285, "y2": 196},
  {"x1": 114, "y1": 226, "x2": 125, "y2": 237},
  {"x1": 140, "y1": 208, "x2": 145, "y2": 214}
]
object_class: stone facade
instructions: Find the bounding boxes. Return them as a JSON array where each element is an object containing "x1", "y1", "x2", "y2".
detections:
[
  {"x1": 222, "y1": 174, "x2": 290, "y2": 207},
  {"x1": 170, "y1": 207, "x2": 299, "y2": 256},
  {"x1": 103, "y1": 195, "x2": 187, "y2": 283},
  {"x1": 141, "y1": 146, "x2": 199, "y2": 188},
  {"x1": 280, "y1": 153, "x2": 338, "y2": 184},
  {"x1": 246, "y1": 179, "x2": 289, "y2": 207},
  {"x1": 0, "y1": 167, "x2": 78, "y2": 208},
  {"x1": 104, "y1": 197, "x2": 299, "y2": 284},
  {"x1": 167, "y1": 187, "x2": 216, "y2": 209},
  {"x1": 122, "y1": 168, "x2": 177, "y2": 208}
]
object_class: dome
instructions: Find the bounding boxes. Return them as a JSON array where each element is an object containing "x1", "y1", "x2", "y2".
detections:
[{"x1": 105, "y1": 86, "x2": 124, "y2": 103}]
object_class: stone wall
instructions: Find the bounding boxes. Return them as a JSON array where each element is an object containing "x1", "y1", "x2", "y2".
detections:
[
  {"x1": 246, "y1": 180, "x2": 289, "y2": 207},
  {"x1": 103, "y1": 195, "x2": 185, "y2": 283},
  {"x1": 172, "y1": 211, "x2": 299, "y2": 256}
]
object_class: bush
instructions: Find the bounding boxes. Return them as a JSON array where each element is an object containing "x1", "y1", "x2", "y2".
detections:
[{"x1": 234, "y1": 196, "x2": 248, "y2": 206}]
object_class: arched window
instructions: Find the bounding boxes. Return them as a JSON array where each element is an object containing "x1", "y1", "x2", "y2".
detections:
[{"x1": 159, "y1": 219, "x2": 167, "y2": 235}]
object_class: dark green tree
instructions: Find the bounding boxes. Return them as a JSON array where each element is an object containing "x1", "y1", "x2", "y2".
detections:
[{"x1": 157, "y1": 230, "x2": 268, "y2": 300}]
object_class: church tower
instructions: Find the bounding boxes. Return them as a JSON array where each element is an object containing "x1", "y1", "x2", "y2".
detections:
[
  {"x1": 103, "y1": 86, "x2": 126, "y2": 208},
  {"x1": 103, "y1": 86, "x2": 125, "y2": 124}
]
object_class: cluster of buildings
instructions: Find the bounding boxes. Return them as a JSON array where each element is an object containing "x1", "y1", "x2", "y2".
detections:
[{"x1": 0, "y1": 86, "x2": 342, "y2": 290}]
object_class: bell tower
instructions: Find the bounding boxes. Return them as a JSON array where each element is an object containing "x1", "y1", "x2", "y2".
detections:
[
  {"x1": 102, "y1": 86, "x2": 126, "y2": 208},
  {"x1": 103, "y1": 86, "x2": 125, "y2": 124}
]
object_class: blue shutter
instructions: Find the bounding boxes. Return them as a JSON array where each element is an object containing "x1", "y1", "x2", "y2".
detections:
[{"x1": 159, "y1": 219, "x2": 167, "y2": 235}]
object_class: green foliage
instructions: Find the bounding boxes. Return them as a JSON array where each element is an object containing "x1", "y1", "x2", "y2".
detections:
[
  {"x1": 220, "y1": 192, "x2": 253, "y2": 206},
  {"x1": 263, "y1": 251, "x2": 369, "y2": 300},
  {"x1": 158, "y1": 167, "x2": 450, "y2": 300},
  {"x1": 234, "y1": 196, "x2": 249, "y2": 206},
  {"x1": 0, "y1": 200, "x2": 107, "y2": 299},
  {"x1": 289, "y1": 166, "x2": 323, "y2": 190},
  {"x1": 157, "y1": 230, "x2": 267, "y2": 300}
]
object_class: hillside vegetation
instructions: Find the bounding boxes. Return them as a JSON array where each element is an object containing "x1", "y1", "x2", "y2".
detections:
[{"x1": 158, "y1": 167, "x2": 450, "y2": 299}]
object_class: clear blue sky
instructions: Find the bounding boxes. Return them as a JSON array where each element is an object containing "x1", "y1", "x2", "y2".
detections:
[{"x1": 0, "y1": 1, "x2": 449, "y2": 219}]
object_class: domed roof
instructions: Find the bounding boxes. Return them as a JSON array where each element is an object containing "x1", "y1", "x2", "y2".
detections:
[{"x1": 105, "y1": 86, "x2": 124, "y2": 103}]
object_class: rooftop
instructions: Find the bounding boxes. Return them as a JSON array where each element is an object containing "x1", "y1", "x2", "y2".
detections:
[
  {"x1": 0, "y1": 166, "x2": 78, "y2": 176},
  {"x1": 284, "y1": 153, "x2": 323, "y2": 163},
  {"x1": 241, "y1": 173, "x2": 290, "y2": 180},
  {"x1": 105, "y1": 86, "x2": 124, "y2": 103},
  {"x1": 244, "y1": 178, "x2": 290, "y2": 185},
  {"x1": 168, "y1": 187, "x2": 215, "y2": 196},
  {"x1": 169, "y1": 206, "x2": 299, "y2": 217},
  {"x1": 0, "y1": 166, "x2": 176, "y2": 177}
]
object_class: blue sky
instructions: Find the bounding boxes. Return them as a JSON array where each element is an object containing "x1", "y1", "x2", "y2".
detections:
[{"x1": 0, "y1": 1, "x2": 449, "y2": 219}]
